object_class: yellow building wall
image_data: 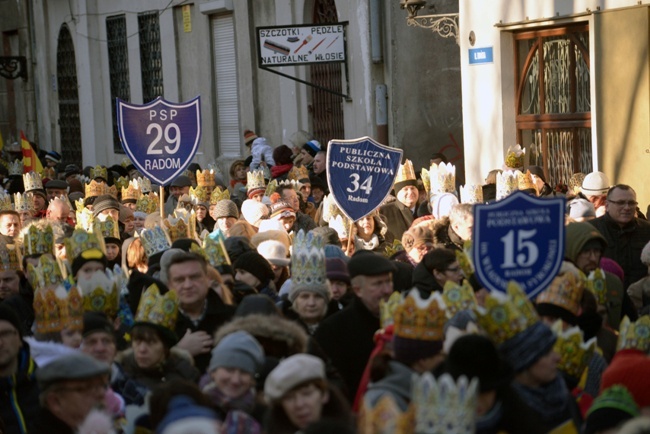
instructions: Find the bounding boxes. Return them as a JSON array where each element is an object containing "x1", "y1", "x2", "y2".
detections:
[{"x1": 594, "y1": 6, "x2": 650, "y2": 208}]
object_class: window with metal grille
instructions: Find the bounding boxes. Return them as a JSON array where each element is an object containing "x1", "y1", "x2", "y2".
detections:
[
  {"x1": 56, "y1": 24, "x2": 82, "y2": 164},
  {"x1": 138, "y1": 11, "x2": 164, "y2": 103},
  {"x1": 107, "y1": 15, "x2": 130, "y2": 153},
  {"x1": 211, "y1": 14, "x2": 241, "y2": 157},
  {"x1": 514, "y1": 25, "x2": 591, "y2": 188}
]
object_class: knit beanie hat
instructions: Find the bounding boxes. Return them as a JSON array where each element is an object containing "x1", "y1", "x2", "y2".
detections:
[
  {"x1": 71, "y1": 253, "x2": 108, "y2": 279},
  {"x1": 584, "y1": 385, "x2": 639, "y2": 434},
  {"x1": 224, "y1": 237, "x2": 255, "y2": 264},
  {"x1": 241, "y1": 199, "x2": 269, "y2": 228},
  {"x1": 214, "y1": 199, "x2": 240, "y2": 219},
  {"x1": 156, "y1": 396, "x2": 220, "y2": 434},
  {"x1": 0, "y1": 304, "x2": 23, "y2": 337},
  {"x1": 208, "y1": 330, "x2": 265, "y2": 374},
  {"x1": 233, "y1": 251, "x2": 275, "y2": 287},
  {"x1": 273, "y1": 145, "x2": 294, "y2": 166},
  {"x1": 499, "y1": 321, "x2": 557, "y2": 372},
  {"x1": 302, "y1": 140, "x2": 321, "y2": 158},
  {"x1": 581, "y1": 171, "x2": 610, "y2": 198},
  {"x1": 601, "y1": 349, "x2": 650, "y2": 409},
  {"x1": 401, "y1": 225, "x2": 433, "y2": 251},
  {"x1": 269, "y1": 200, "x2": 295, "y2": 220},
  {"x1": 243, "y1": 130, "x2": 258, "y2": 147},
  {"x1": 326, "y1": 258, "x2": 350, "y2": 284},
  {"x1": 92, "y1": 194, "x2": 121, "y2": 217},
  {"x1": 82, "y1": 311, "x2": 115, "y2": 339}
]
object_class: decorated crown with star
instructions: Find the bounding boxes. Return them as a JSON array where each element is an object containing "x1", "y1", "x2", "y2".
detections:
[
  {"x1": 64, "y1": 228, "x2": 106, "y2": 263},
  {"x1": 90, "y1": 165, "x2": 108, "y2": 181},
  {"x1": 443, "y1": 280, "x2": 477, "y2": 319},
  {"x1": 140, "y1": 226, "x2": 171, "y2": 257},
  {"x1": 618, "y1": 315, "x2": 650, "y2": 353},
  {"x1": 121, "y1": 180, "x2": 142, "y2": 202},
  {"x1": 13, "y1": 192, "x2": 35, "y2": 213},
  {"x1": 27, "y1": 255, "x2": 65, "y2": 293},
  {"x1": 76, "y1": 266, "x2": 125, "y2": 318},
  {"x1": 394, "y1": 290, "x2": 447, "y2": 342},
  {"x1": 22, "y1": 222, "x2": 54, "y2": 257},
  {"x1": 135, "y1": 191, "x2": 159, "y2": 214},
  {"x1": 33, "y1": 285, "x2": 84, "y2": 334},
  {"x1": 23, "y1": 171, "x2": 43, "y2": 192},
  {"x1": 291, "y1": 230, "x2": 327, "y2": 294},
  {"x1": 135, "y1": 284, "x2": 179, "y2": 331},
  {"x1": 496, "y1": 170, "x2": 519, "y2": 200},
  {"x1": 394, "y1": 159, "x2": 416, "y2": 185},
  {"x1": 429, "y1": 162, "x2": 456, "y2": 195},
  {"x1": 552, "y1": 321, "x2": 596, "y2": 379},
  {"x1": 247, "y1": 170, "x2": 266, "y2": 191},
  {"x1": 460, "y1": 184, "x2": 483, "y2": 204},
  {"x1": 196, "y1": 169, "x2": 216, "y2": 188},
  {"x1": 0, "y1": 243, "x2": 22, "y2": 272},
  {"x1": 202, "y1": 235, "x2": 231, "y2": 268},
  {"x1": 209, "y1": 186, "x2": 230, "y2": 205}
]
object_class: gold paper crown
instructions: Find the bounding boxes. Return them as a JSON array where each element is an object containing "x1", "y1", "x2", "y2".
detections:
[
  {"x1": 329, "y1": 214, "x2": 351, "y2": 240},
  {"x1": 617, "y1": 315, "x2": 650, "y2": 353},
  {"x1": 394, "y1": 290, "x2": 447, "y2": 341},
  {"x1": 456, "y1": 242, "x2": 474, "y2": 279},
  {"x1": 288, "y1": 165, "x2": 309, "y2": 182},
  {"x1": 460, "y1": 184, "x2": 483, "y2": 204},
  {"x1": 75, "y1": 198, "x2": 85, "y2": 213},
  {"x1": 196, "y1": 169, "x2": 216, "y2": 188},
  {"x1": 90, "y1": 165, "x2": 108, "y2": 181},
  {"x1": 421, "y1": 168, "x2": 431, "y2": 196},
  {"x1": 94, "y1": 215, "x2": 120, "y2": 240},
  {"x1": 586, "y1": 268, "x2": 607, "y2": 306},
  {"x1": 135, "y1": 284, "x2": 179, "y2": 331},
  {"x1": 209, "y1": 186, "x2": 230, "y2": 205},
  {"x1": 135, "y1": 177, "x2": 152, "y2": 194},
  {"x1": 0, "y1": 243, "x2": 22, "y2": 272},
  {"x1": 107, "y1": 184, "x2": 118, "y2": 199},
  {"x1": 115, "y1": 176, "x2": 130, "y2": 192},
  {"x1": 135, "y1": 192, "x2": 159, "y2": 214},
  {"x1": 0, "y1": 192, "x2": 12, "y2": 211},
  {"x1": 518, "y1": 170, "x2": 535, "y2": 191},
  {"x1": 33, "y1": 286, "x2": 83, "y2": 334},
  {"x1": 140, "y1": 226, "x2": 171, "y2": 257},
  {"x1": 291, "y1": 230, "x2": 327, "y2": 293},
  {"x1": 247, "y1": 170, "x2": 266, "y2": 191},
  {"x1": 190, "y1": 186, "x2": 211, "y2": 206},
  {"x1": 279, "y1": 179, "x2": 302, "y2": 192},
  {"x1": 163, "y1": 209, "x2": 196, "y2": 242},
  {"x1": 41, "y1": 167, "x2": 57, "y2": 180},
  {"x1": 443, "y1": 280, "x2": 477, "y2": 319},
  {"x1": 22, "y1": 223, "x2": 54, "y2": 257},
  {"x1": 264, "y1": 179, "x2": 278, "y2": 198},
  {"x1": 552, "y1": 321, "x2": 596, "y2": 379},
  {"x1": 394, "y1": 159, "x2": 416, "y2": 185},
  {"x1": 121, "y1": 180, "x2": 142, "y2": 202},
  {"x1": 358, "y1": 394, "x2": 414, "y2": 434},
  {"x1": 202, "y1": 236, "x2": 231, "y2": 268},
  {"x1": 27, "y1": 255, "x2": 65, "y2": 292},
  {"x1": 76, "y1": 267, "x2": 123, "y2": 318},
  {"x1": 496, "y1": 170, "x2": 519, "y2": 200},
  {"x1": 121, "y1": 157, "x2": 131, "y2": 168},
  {"x1": 321, "y1": 194, "x2": 343, "y2": 223},
  {"x1": 64, "y1": 228, "x2": 106, "y2": 263},
  {"x1": 474, "y1": 281, "x2": 539, "y2": 345},
  {"x1": 379, "y1": 291, "x2": 402, "y2": 329},
  {"x1": 384, "y1": 239, "x2": 404, "y2": 259},
  {"x1": 504, "y1": 144, "x2": 525, "y2": 169},
  {"x1": 23, "y1": 171, "x2": 43, "y2": 192},
  {"x1": 13, "y1": 192, "x2": 35, "y2": 213},
  {"x1": 429, "y1": 162, "x2": 456, "y2": 195},
  {"x1": 8, "y1": 160, "x2": 23, "y2": 177},
  {"x1": 76, "y1": 207, "x2": 95, "y2": 232},
  {"x1": 85, "y1": 179, "x2": 108, "y2": 198},
  {"x1": 536, "y1": 263, "x2": 584, "y2": 316}
]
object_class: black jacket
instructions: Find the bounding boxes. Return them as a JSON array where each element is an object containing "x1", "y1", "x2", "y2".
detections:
[
  {"x1": 31, "y1": 408, "x2": 75, "y2": 434},
  {"x1": 0, "y1": 344, "x2": 40, "y2": 434}
]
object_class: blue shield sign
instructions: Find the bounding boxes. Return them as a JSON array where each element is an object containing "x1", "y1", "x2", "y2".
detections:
[
  {"x1": 117, "y1": 96, "x2": 201, "y2": 186},
  {"x1": 472, "y1": 191, "x2": 566, "y2": 298},
  {"x1": 327, "y1": 137, "x2": 403, "y2": 221}
]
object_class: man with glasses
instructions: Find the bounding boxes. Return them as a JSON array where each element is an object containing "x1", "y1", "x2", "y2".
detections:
[
  {"x1": 589, "y1": 184, "x2": 650, "y2": 289},
  {"x1": 34, "y1": 352, "x2": 110, "y2": 433},
  {"x1": 0, "y1": 305, "x2": 40, "y2": 434}
]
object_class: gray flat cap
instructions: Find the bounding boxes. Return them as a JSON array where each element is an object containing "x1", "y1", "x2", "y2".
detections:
[
  {"x1": 45, "y1": 179, "x2": 69, "y2": 190},
  {"x1": 171, "y1": 175, "x2": 192, "y2": 187},
  {"x1": 36, "y1": 353, "x2": 110, "y2": 390}
]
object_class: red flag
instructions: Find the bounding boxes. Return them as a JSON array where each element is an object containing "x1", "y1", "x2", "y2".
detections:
[{"x1": 20, "y1": 131, "x2": 43, "y2": 174}]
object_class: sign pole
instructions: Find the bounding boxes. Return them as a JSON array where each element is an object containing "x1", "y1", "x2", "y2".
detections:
[
  {"x1": 160, "y1": 185, "x2": 165, "y2": 219},
  {"x1": 346, "y1": 220, "x2": 355, "y2": 256}
]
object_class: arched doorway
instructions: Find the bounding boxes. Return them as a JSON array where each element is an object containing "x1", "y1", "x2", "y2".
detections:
[
  {"x1": 56, "y1": 24, "x2": 83, "y2": 164},
  {"x1": 309, "y1": 0, "x2": 344, "y2": 144}
]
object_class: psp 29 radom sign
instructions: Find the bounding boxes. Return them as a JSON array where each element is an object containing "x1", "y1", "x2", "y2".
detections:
[
  {"x1": 327, "y1": 137, "x2": 402, "y2": 222},
  {"x1": 472, "y1": 191, "x2": 565, "y2": 298},
  {"x1": 117, "y1": 97, "x2": 201, "y2": 186}
]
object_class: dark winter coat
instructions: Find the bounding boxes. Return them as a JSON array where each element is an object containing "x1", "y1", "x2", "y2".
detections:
[
  {"x1": 380, "y1": 198, "x2": 414, "y2": 241},
  {"x1": 2, "y1": 277, "x2": 35, "y2": 336},
  {"x1": 119, "y1": 349, "x2": 200, "y2": 390},
  {"x1": 0, "y1": 344, "x2": 40, "y2": 434},
  {"x1": 31, "y1": 407, "x2": 75, "y2": 434},
  {"x1": 412, "y1": 259, "x2": 444, "y2": 296}
]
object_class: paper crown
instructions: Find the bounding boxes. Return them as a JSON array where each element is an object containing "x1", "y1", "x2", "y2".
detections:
[
  {"x1": 586, "y1": 268, "x2": 607, "y2": 306},
  {"x1": 27, "y1": 255, "x2": 64, "y2": 292},
  {"x1": 536, "y1": 263, "x2": 585, "y2": 316},
  {"x1": 196, "y1": 169, "x2": 216, "y2": 188},
  {"x1": 551, "y1": 321, "x2": 596, "y2": 379},
  {"x1": 22, "y1": 223, "x2": 54, "y2": 257},
  {"x1": 429, "y1": 162, "x2": 456, "y2": 195},
  {"x1": 329, "y1": 214, "x2": 351, "y2": 240},
  {"x1": 460, "y1": 184, "x2": 483, "y2": 204},
  {"x1": 380, "y1": 291, "x2": 402, "y2": 329},
  {"x1": 13, "y1": 192, "x2": 35, "y2": 214},
  {"x1": 163, "y1": 209, "x2": 196, "y2": 242},
  {"x1": 90, "y1": 165, "x2": 108, "y2": 181},
  {"x1": 209, "y1": 186, "x2": 230, "y2": 205},
  {"x1": 443, "y1": 280, "x2": 477, "y2": 319},
  {"x1": 0, "y1": 192, "x2": 11, "y2": 211},
  {"x1": 135, "y1": 284, "x2": 179, "y2": 331},
  {"x1": 76, "y1": 207, "x2": 95, "y2": 232},
  {"x1": 359, "y1": 373, "x2": 478, "y2": 434},
  {"x1": 394, "y1": 290, "x2": 447, "y2": 342},
  {"x1": 0, "y1": 244, "x2": 22, "y2": 272},
  {"x1": 140, "y1": 226, "x2": 171, "y2": 257},
  {"x1": 288, "y1": 165, "x2": 310, "y2": 182},
  {"x1": 85, "y1": 179, "x2": 108, "y2": 198},
  {"x1": 279, "y1": 179, "x2": 302, "y2": 192},
  {"x1": 321, "y1": 194, "x2": 343, "y2": 223},
  {"x1": 135, "y1": 191, "x2": 159, "y2": 214},
  {"x1": 64, "y1": 228, "x2": 106, "y2": 263},
  {"x1": 518, "y1": 170, "x2": 535, "y2": 191},
  {"x1": 94, "y1": 215, "x2": 120, "y2": 241},
  {"x1": 76, "y1": 267, "x2": 124, "y2": 318},
  {"x1": 115, "y1": 176, "x2": 129, "y2": 192},
  {"x1": 107, "y1": 184, "x2": 118, "y2": 199},
  {"x1": 394, "y1": 159, "x2": 416, "y2": 185},
  {"x1": 504, "y1": 144, "x2": 525, "y2": 169},
  {"x1": 474, "y1": 281, "x2": 539, "y2": 345},
  {"x1": 202, "y1": 235, "x2": 231, "y2": 268},
  {"x1": 33, "y1": 286, "x2": 83, "y2": 334},
  {"x1": 41, "y1": 167, "x2": 57, "y2": 180},
  {"x1": 265, "y1": 179, "x2": 278, "y2": 197},
  {"x1": 291, "y1": 230, "x2": 327, "y2": 292},
  {"x1": 617, "y1": 315, "x2": 650, "y2": 353},
  {"x1": 121, "y1": 180, "x2": 142, "y2": 202},
  {"x1": 384, "y1": 239, "x2": 404, "y2": 259},
  {"x1": 247, "y1": 170, "x2": 266, "y2": 192},
  {"x1": 23, "y1": 171, "x2": 43, "y2": 192},
  {"x1": 455, "y1": 242, "x2": 475, "y2": 279},
  {"x1": 135, "y1": 177, "x2": 152, "y2": 194},
  {"x1": 496, "y1": 170, "x2": 519, "y2": 200},
  {"x1": 421, "y1": 167, "x2": 431, "y2": 196},
  {"x1": 8, "y1": 160, "x2": 23, "y2": 177},
  {"x1": 189, "y1": 186, "x2": 211, "y2": 207}
]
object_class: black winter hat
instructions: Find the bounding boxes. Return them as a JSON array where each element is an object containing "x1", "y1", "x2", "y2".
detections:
[
  {"x1": 233, "y1": 251, "x2": 274, "y2": 287},
  {"x1": 92, "y1": 194, "x2": 121, "y2": 217},
  {"x1": 0, "y1": 304, "x2": 23, "y2": 337},
  {"x1": 224, "y1": 237, "x2": 255, "y2": 263},
  {"x1": 348, "y1": 250, "x2": 396, "y2": 279},
  {"x1": 83, "y1": 311, "x2": 115, "y2": 339}
]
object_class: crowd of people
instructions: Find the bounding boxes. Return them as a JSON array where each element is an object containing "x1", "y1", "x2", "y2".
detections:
[{"x1": 0, "y1": 131, "x2": 650, "y2": 433}]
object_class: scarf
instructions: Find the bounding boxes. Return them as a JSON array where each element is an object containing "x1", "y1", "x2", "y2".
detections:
[
  {"x1": 355, "y1": 234, "x2": 380, "y2": 251},
  {"x1": 203, "y1": 382, "x2": 256, "y2": 414},
  {"x1": 512, "y1": 376, "x2": 570, "y2": 423},
  {"x1": 271, "y1": 163, "x2": 293, "y2": 178},
  {"x1": 475, "y1": 400, "x2": 503, "y2": 433}
]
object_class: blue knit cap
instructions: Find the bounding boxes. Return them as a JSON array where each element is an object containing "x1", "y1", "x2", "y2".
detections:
[
  {"x1": 498, "y1": 321, "x2": 557, "y2": 372},
  {"x1": 156, "y1": 396, "x2": 219, "y2": 434}
]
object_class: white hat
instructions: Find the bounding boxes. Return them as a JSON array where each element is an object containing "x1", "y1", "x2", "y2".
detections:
[
  {"x1": 264, "y1": 354, "x2": 325, "y2": 401},
  {"x1": 430, "y1": 193, "x2": 459, "y2": 219},
  {"x1": 257, "y1": 240, "x2": 290, "y2": 267},
  {"x1": 581, "y1": 171, "x2": 610, "y2": 198},
  {"x1": 258, "y1": 219, "x2": 286, "y2": 233},
  {"x1": 240, "y1": 199, "x2": 269, "y2": 228}
]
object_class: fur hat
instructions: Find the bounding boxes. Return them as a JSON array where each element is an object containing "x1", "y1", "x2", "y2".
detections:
[
  {"x1": 264, "y1": 354, "x2": 325, "y2": 401},
  {"x1": 401, "y1": 225, "x2": 434, "y2": 251},
  {"x1": 213, "y1": 200, "x2": 239, "y2": 219},
  {"x1": 233, "y1": 251, "x2": 275, "y2": 287}
]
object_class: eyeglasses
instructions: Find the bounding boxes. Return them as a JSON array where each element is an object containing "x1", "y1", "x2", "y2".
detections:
[
  {"x1": 0, "y1": 329, "x2": 17, "y2": 340},
  {"x1": 607, "y1": 200, "x2": 638, "y2": 207}
]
